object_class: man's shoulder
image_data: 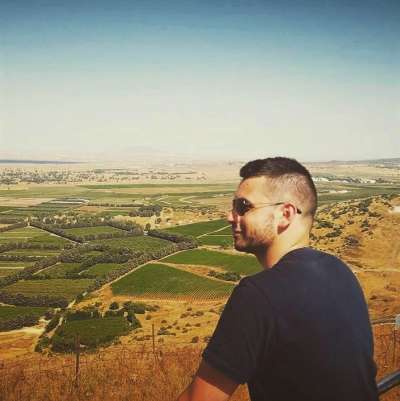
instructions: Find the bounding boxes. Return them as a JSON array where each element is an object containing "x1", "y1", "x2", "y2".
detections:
[
  {"x1": 243, "y1": 247, "x2": 351, "y2": 287},
  {"x1": 276, "y1": 247, "x2": 348, "y2": 269}
]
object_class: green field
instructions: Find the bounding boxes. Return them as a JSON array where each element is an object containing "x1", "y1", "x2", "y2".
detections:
[
  {"x1": 2, "y1": 279, "x2": 95, "y2": 301},
  {"x1": 0, "y1": 226, "x2": 68, "y2": 247},
  {"x1": 82, "y1": 250, "x2": 104, "y2": 257},
  {"x1": 51, "y1": 316, "x2": 132, "y2": 351},
  {"x1": 84, "y1": 263, "x2": 124, "y2": 278},
  {"x1": 27, "y1": 234, "x2": 70, "y2": 247},
  {"x1": 213, "y1": 226, "x2": 232, "y2": 235},
  {"x1": 36, "y1": 263, "x2": 81, "y2": 279},
  {"x1": 317, "y1": 183, "x2": 400, "y2": 205},
  {"x1": 0, "y1": 226, "x2": 47, "y2": 243},
  {"x1": 0, "y1": 305, "x2": 48, "y2": 322},
  {"x1": 163, "y1": 219, "x2": 229, "y2": 237},
  {"x1": 0, "y1": 269, "x2": 19, "y2": 277},
  {"x1": 80, "y1": 183, "x2": 234, "y2": 190},
  {"x1": 98, "y1": 210, "x2": 132, "y2": 217},
  {"x1": 198, "y1": 235, "x2": 233, "y2": 247},
  {"x1": 63, "y1": 225, "x2": 125, "y2": 237},
  {"x1": 0, "y1": 261, "x2": 35, "y2": 268},
  {"x1": 112, "y1": 263, "x2": 234, "y2": 299},
  {"x1": 2, "y1": 249, "x2": 60, "y2": 257},
  {"x1": 161, "y1": 249, "x2": 260, "y2": 275},
  {"x1": 93, "y1": 235, "x2": 172, "y2": 252}
]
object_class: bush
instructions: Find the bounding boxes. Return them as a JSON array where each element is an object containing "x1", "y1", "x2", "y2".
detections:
[
  {"x1": 66, "y1": 309, "x2": 100, "y2": 321},
  {"x1": 127, "y1": 312, "x2": 141, "y2": 329},
  {"x1": 105, "y1": 309, "x2": 124, "y2": 317},
  {"x1": 325, "y1": 228, "x2": 342, "y2": 238},
  {"x1": 133, "y1": 303, "x2": 146, "y2": 314},
  {"x1": 45, "y1": 313, "x2": 61, "y2": 333},
  {"x1": 35, "y1": 336, "x2": 50, "y2": 352},
  {"x1": 317, "y1": 220, "x2": 333, "y2": 229},
  {"x1": 109, "y1": 301, "x2": 119, "y2": 310},
  {"x1": 158, "y1": 327, "x2": 173, "y2": 336},
  {"x1": 207, "y1": 270, "x2": 241, "y2": 282},
  {"x1": 345, "y1": 236, "x2": 359, "y2": 246}
]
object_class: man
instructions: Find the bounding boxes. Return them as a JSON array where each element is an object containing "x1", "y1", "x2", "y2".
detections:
[{"x1": 176, "y1": 157, "x2": 378, "y2": 401}]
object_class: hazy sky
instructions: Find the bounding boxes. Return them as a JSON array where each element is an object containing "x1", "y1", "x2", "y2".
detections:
[{"x1": 1, "y1": 0, "x2": 399, "y2": 162}]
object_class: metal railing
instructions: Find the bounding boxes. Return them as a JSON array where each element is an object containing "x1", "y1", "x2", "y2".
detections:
[{"x1": 377, "y1": 370, "x2": 400, "y2": 396}]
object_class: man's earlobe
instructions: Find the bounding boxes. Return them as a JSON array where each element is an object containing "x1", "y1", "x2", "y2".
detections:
[{"x1": 277, "y1": 217, "x2": 290, "y2": 234}]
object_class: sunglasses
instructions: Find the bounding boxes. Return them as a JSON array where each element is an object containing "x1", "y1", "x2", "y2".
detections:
[{"x1": 232, "y1": 198, "x2": 302, "y2": 216}]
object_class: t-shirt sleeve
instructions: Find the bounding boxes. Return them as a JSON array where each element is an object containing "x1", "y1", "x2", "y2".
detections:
[{"x1": 202, "y1": 277, "x2": 275, "y2": 384}]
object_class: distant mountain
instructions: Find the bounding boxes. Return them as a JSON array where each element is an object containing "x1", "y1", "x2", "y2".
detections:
[
  {"x1": 307, "y1": 158, "x2": 400, "y2": 165},
  {"x1": 0, "y1": 159, "x2": 79, "y2": 164}
]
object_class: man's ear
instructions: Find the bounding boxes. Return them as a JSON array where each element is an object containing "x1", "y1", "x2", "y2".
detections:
[{"x1": 276, "y1": 203, "x2": 296, "y2": 233}]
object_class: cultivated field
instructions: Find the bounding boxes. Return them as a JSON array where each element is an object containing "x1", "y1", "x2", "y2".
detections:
[
  {"x1": 163, "y1": 219, "x2": 229, "y2": 237},
  {"x1": 84, "y1": 263, "x2": 125, "y2": 278},
  {"x1": 63, "y1": 225, "x2": 125, "y2": 237},
  {"x1": 111, "y1": 263, "x2": 234, "y2": 300},
  {"x1": 162, "y1": 249, "x2": 261, "y2": 276},
  {"x1": 0, "y1": 305, "x2": 49, "y2": 331},
  {"x1": 1, "y1": 279, "x2": 95, "y2": 302},
  {"x1": 0, "y1": 226, "x2": 60, "y2": 243},
  {"x1": 35, "y1": 263, "x2": 82, "y2": 279},
  {"x1": 51, "y1": 316, "x2": 132, "y2": 351},
  {"x1": 93, "y1": 235, "x2": 172, "y2": 252}
]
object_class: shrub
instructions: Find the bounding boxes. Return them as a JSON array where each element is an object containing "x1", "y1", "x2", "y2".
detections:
[
  {"x1": 318, "y1": 220, "x2": 333, "y2": 229},
  {"x1": 45, "y1": 313, "x2": 61, "y2": 333},
  {"x1": 35, "y1": 336, "x2": 50, "y2": 352},
  {"x1": 133, "y1": 303, "x2": 146, "y2": 314},
  {"x1": 127, "y1": 312, "x2": 141, "y2": 330},
  {"x1": 109, "y1": 301, "x2": 119, "y2": 310},
  {"x1": 207, "y1": 270, "x2": 241, "y2": 282}
]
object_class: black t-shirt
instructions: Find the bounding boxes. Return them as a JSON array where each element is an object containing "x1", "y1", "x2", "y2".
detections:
[{"x1": 202, "y1": 247, "x2": 378, "y2": 401}]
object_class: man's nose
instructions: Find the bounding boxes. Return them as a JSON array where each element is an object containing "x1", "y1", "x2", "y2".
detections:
[{"x1": 227, "y1": 209, "x2": 235, "y2": 223}]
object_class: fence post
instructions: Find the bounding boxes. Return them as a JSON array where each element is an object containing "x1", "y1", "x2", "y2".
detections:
[
  {"x1": 394, "y1": 315, "x2": 400, "y2": 367},
  {"x1": 75, "y1": 334, "x2": 80, "y2": 388},
  {"x1": 152, "y1": 323, "x2": 156, "y2": 358}
]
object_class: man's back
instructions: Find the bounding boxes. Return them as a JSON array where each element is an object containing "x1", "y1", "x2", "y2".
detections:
[{"x1": 203, "y1": 247, "x2": 379, "y2": 401}]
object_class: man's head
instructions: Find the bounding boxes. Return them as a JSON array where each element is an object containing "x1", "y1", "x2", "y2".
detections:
[{"x1": 228, "y1": 157, "x2": 317, "y2": 256}]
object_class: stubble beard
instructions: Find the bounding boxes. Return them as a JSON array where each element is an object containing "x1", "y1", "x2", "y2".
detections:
[{"x1": 233, "y1": 217, "x2": 276, "y2": 255}]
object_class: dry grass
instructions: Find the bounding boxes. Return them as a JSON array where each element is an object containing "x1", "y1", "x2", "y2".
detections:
[
  {"x1": 0, "y1": 324, "x2": 399, "y2": 401},
  {"x1": 0, "y1": 345, "x2": 249, "y2": 401}
]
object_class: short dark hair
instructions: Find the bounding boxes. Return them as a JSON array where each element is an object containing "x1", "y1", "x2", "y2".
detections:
[{"x1": 240, "y1": 157, "x2": 318, "y2": 218}]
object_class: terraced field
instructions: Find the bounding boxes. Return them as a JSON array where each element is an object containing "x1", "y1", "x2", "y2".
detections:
[
  {"x1": 162, "y1": 249, "x2": 260, "y2": 276},
  {"x1": 111, "y1": 263, "x2": 234, "y2": 299},
  {"x1": 1, "y1": 279, "x2": 95, "y2": 301}
]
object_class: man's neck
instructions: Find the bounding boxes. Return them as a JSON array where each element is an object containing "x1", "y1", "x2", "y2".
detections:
[{"x1": 255, "y1": 238, "x2": 310, "y2": 269}]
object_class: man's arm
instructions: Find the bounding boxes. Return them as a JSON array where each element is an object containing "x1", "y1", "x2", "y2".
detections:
[{"x1": 176, "y1": 359, "x2": 239, "y2": 401}]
